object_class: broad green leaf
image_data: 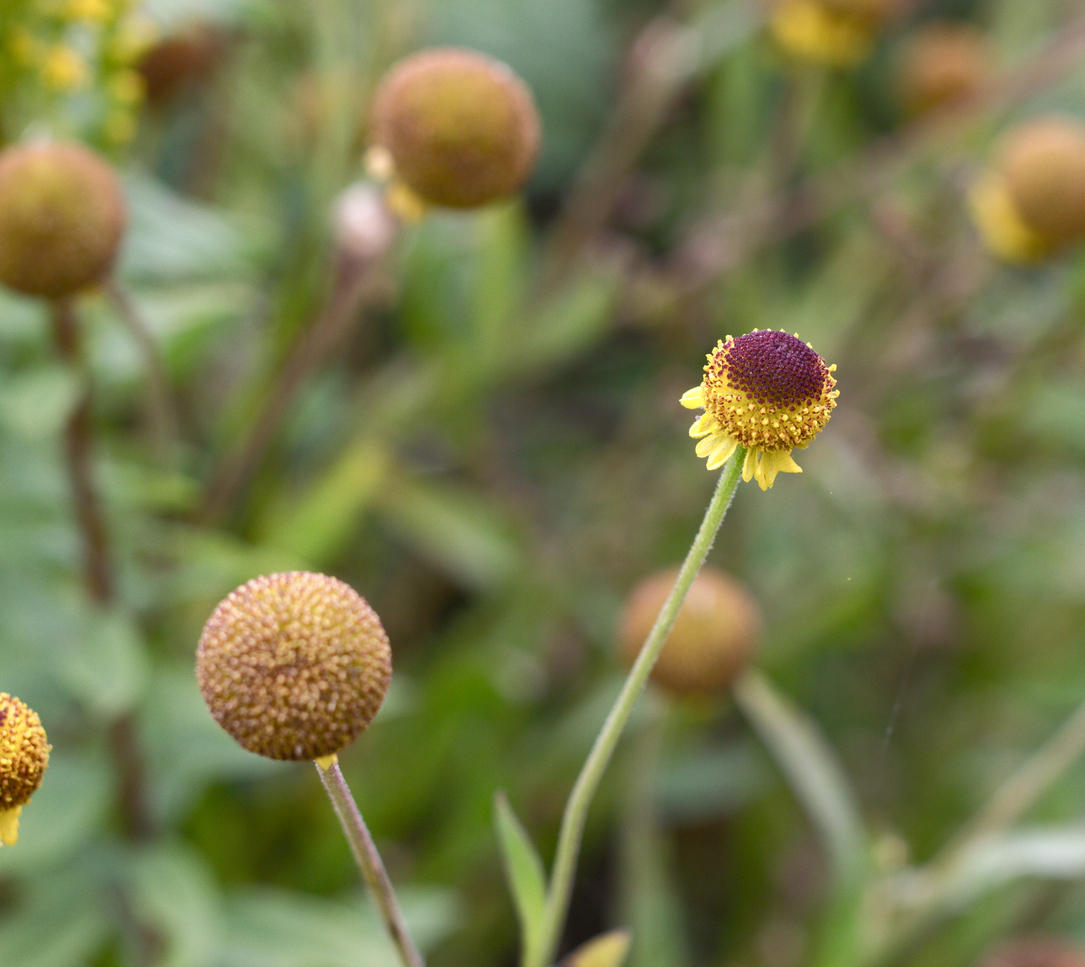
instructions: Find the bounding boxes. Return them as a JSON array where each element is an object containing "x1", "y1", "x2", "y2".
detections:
[
  {"x1": 129, "y1": 843, "x2": 221, "y2": 967},
  {"x1": 57, "y1": 606, "x2": 149, "y2": 719},
  {"x1": 378, "y1": 477, "x2": 521, "y2": 590},
  {"x1": 494, "y1": 791, "x2": 548, "y2": 962}
]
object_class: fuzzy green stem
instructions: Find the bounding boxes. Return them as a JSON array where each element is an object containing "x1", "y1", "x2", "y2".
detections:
[
  {"x1": 531, "y1": 452, "x2": 745, "y2": 967},
  {"x1": 315, "y1": 760, "x2": 425, "y2": 967}
]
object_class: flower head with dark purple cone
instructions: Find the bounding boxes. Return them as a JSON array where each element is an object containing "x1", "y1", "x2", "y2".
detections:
[{"x1": 681, "y1": 329, "x2": 838, "y2": 490}]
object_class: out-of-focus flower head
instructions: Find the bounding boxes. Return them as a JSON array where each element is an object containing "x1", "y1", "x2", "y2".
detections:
[
  {"x1": 970, "y1": 116, "x2": 1085, "y2": 263},
  {"x1": 768, "y1": 0, "x2": 897, "y2": 68}
]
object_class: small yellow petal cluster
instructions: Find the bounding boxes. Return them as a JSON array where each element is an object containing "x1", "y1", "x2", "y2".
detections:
[
  {"x1": 0, "y1": 0, "x2": 151, "y2": 145},
  {"x1": 0, "y1": 693, "x2": 51, "y2": 847},
  {"x1": 619, "y1": 568, "x2": 761, "y2": 697},
  {"x1": 370, "y1": 47, "x2": 541, "y2": 211},
  {"x1": 681, "y1": 329, "x2": 838, "y2": 490},
  {"x1": 970, "y1": 116, "x2": 1085, "y2": 263},
  {"x1": 196, "y1": 572, "x2": 393, "y2": 762},
  {"x1": 769, "y1": 0, "x2": 895, "y2": 68}
]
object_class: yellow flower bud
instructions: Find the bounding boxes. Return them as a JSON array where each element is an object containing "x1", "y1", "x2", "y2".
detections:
[{"x1": 0, "y1": 693, "x2": 50, "y2": 847}]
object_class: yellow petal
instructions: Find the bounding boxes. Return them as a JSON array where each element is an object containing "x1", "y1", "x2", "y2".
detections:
[
  {"x1": 741, "y1": 447, "x2": 759, "y2": 483},
  {"x1": 0, "y1": 806, "x2": 22, "y2": 846},
  {"x1": 968, "y1": 171, "x2": 1053, "y2": 263},
  {"x1": 688, "y1": 413, "x2": 714, "y2": 439},
  {"x1": 756, "y1": 449, "x2": 804, "y2": 490},
  {"x1": 695, "y1": 436, "x2": 718, "y2": 458},
  {"x1": 705, "y1": 437, "x2": 739, "y2": 470},
  {"x1": 679, "y1": 386, "x2": 705, "y2": 409}
]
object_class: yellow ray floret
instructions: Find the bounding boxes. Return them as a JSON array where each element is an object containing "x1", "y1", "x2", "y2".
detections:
[{"x1": 680, "y1": 329, "x2": 838, "y2": 490}]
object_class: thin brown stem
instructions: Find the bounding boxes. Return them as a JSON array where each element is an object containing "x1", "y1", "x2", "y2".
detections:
[
  {"x1": 49, "y1": 299, "x2": 114, "y2": 605},
  {"x1": 105, "y1": 279, "x2": 181, "y2": 461},
  {"x1": 48, "y1": 298, "x2": 153, "y2": 843},
  {"x1": 198, "y1": 216, "x2": 392, "y2": 525},
  {"x1": 316, "y1": 760, "x2": 425, "y2": 967}
]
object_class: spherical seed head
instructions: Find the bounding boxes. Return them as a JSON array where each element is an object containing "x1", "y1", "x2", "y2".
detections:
[
  {"x1": 0, "y1": 694, "x2": 50, "y2": 812},
  {"x1": 196, "y1": 572, "x2": 392, "y2": 761},
  {"x1": 0, "y1": 142, "x2": 126, "y2": 299},
  {"x1": 979, "y1": 939, "x2": 1085, "y2": 967},
  {"x1": 619, "y1": 568, "x2": 761, "y2": 697},
  {"x1": 371, "y1": 47, "x2": 540, "y2": 209},
  {"x1": 702, "y1": 330, "x2": 837, "y2": 453},
  {"x1": 898, "y1": 24, "x2": 990, "y2": 116},
  {"x1": 998, "y1": 117, "x2": 1085, "y2": 245}
]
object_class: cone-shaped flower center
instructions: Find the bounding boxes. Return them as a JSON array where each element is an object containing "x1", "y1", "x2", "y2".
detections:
[
  {"x1": 704, "y1": 330, "x2": 836, "y2": 451},
  {"x1": 681, "y1": 330, "x2": 838, "y2": 490},
  {"x1": 0, "y1": 693, "x2": 50, "y2": 846}
]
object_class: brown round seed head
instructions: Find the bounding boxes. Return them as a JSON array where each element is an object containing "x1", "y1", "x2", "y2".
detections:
[
  {"x1": 619, "y1": 568, "x2": 762, "y2": 697},
  {"x1": 196, "y1": 572, "x2": 392, "y2": 761},
  {"x1": 978, "y1": 938, "x2": 1085, "y2": 967},
  {"x1": 898, "y1": 23, "x2": 990, "y2": 116},
  {"x1": 999, "y1": 116, "x2": 1085, "y2": 244},
  {"x1": 0, "y1": 693, "x2": 50, "y2": 811},
  {"x1": 371, "y1": 47, "x2": 540, "y2": 209},
  {"x1": 0, "y1": 142, "x2": 126, "y2": 298}
]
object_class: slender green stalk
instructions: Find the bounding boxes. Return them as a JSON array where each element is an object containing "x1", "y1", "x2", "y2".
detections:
[
  {"x1": 531, "y1": 452, "x2": 745, "y2": 967},
  {"x1": 315, "y1": 760, "x2": 425, "y2": 967}
]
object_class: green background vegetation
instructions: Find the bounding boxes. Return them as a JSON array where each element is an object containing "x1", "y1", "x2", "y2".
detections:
[{"x1": 3, "y1": 1, "x2": 1085, "y2": 965}]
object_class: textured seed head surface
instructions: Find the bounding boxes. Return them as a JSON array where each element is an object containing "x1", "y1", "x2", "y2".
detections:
[
  {"x1": 701, "y1": 330, "x2": 838, "y2": 453},
  {"x1": 898, "y1": 23, "x2": 989, "y2": 115},
  {"x1": 978, "y1": 939, "x2": 1085, "y2": 967},
  {"x1": 0, "y1": 693, "x2": 50, "y2": 810},
  {"x1": 999, "y1": 117, "x2": 1085, "y2": 243},
  {"x1": 0, "y1": 142, "x2": 126, "y2": 298},
  {"x1": 619, "y1": 568, "x2": 762, "y2": 697},
  {"x1": 196, "y1": 572, "x2": 392, "y2": 761},
  {"x1": 371, "y1": 47, "x2": 540, "y2": 209}
]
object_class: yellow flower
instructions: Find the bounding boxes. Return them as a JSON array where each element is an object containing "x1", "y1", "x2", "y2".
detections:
[
  {"x1": 969, "y1": 116, "x2": 1085, "y2": 263},
  {"x1": 0, "y1": 693, "x2": 50, "y2": 847},
  {"x1": 41, "y1": 44, "x2": 88, "y2": 91},
  {"x1": 66, "y1": 0, "x2": 114, "y2": 24},
  {"x1": 769, "y1": 0, "x2": 892, "y2": 68},
  {"x1": 681, "y1": 329, "x2": 838, "y2": 490}
]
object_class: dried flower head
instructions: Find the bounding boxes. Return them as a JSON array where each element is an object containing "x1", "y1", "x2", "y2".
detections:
[
  {"x1": 0, "y1": 693, "x2": 50, "y2": 846},
  {"x1": 0, "y1": 141, "x2": 126, "y2": 299},
  {"x1": 970, "y1": 116, "x2": 1085, "y2": 262},
  {"x1": 681, "y1": 329, "x2": 838, "y2": 490},
  {"x1": 769, "y1": 0, "x2": 896, "y2": 67},
  {"x1": 619, "y1": 568, "x2": 761, "y2": 697},
  {"x1": 978, "y1": 938, "x2": 1085, "y2": 967},
  {"x1": 897, "y1": 23, "x2": 990, "y2": 116},
  {"x1": 370, "y1": 47, "x2": 540, "y2": 209},
  {"x1": 196, "y1": 572, "x2": 392, "y2": 762}
]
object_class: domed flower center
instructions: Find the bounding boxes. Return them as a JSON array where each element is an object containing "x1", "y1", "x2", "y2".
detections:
[{"x1": 701, "y1": 330, "x2": 837, "y2": 453}]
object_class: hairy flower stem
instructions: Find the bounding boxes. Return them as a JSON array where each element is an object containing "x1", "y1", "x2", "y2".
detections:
[
  {"x1": 315, "y1": 760, "x2": 425, "y2": 967},
  {"x1": 531, "y1": 452, "x2": 745, "y2": 967}
]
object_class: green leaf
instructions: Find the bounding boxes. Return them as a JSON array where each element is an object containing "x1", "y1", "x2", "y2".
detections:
[
  {"x1": 494, "y1": 791, "x2": 548, "y2": 963},
  {"x1": 734, "y1": 671, "x2": 866, "y2": 881},
  {"x1": 378, "y1": 477, "x2": 521, "y2": 590},
  {"x1": 560, "y1": 929, "x2": 632, "y2": 967},
  {"x1": 57, "y1": 606, "x2": 149, "y2": 719}
]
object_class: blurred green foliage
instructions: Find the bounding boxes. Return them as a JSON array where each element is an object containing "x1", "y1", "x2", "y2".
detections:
[{"x1": 4, "y1": 1, "x2": 1085, "y2": 966}]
